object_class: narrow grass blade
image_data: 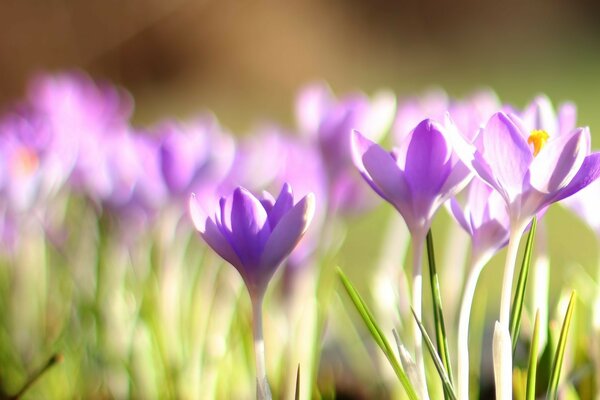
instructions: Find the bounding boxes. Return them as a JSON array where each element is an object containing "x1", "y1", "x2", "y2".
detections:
[
  {"x1": 425, "y1": 230, "x2": 454, "y2": 388},
  {"x1": 411, "y1": 308, "x2": 458, "y2": 400},
  {"x1": 337, "y1": 267, "x2": 419, "y2": 400},
  {"x1": 526, "y1": 310, "x2": 540, "y2": 400},
  {"x1": 510, "y1": 217, "x2": 537, "y2": 353},
  {"x1": 546, "y1": 291, "x2": 576, "y2": 400},
  {"x1": 295, "y1": 364, "x2": 300, "y2": 400}
]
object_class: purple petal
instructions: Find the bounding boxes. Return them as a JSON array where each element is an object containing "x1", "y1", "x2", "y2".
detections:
[
  {"x1": 551, "y1": 152, "x2": 600, "y2": 203},
  {"x1": 229, "y1": 187, "x2": 269, "y2": 266},
  {"x1": 448, "y1": 197, "x2": 472, "y2": 235},
  {"x1": 404, "y1": 119, "x2": 452, "y2": 196},
  {"x1": 351, "y1": 130, "x2": 408, "y2": 207},
  {"x1": 259, "y1": 193, "x2": 315, "y2": 276},
  {"x1": 268, "y1": 183, "x2": 294, "y2": 229},
  {"x1": 529, "y1": 128, "x2": 588, "y2": 193},
  {"x1": 189, "y1": 194, "x2": 243, "y2": 269},
  {"x1": 558, "y1": 102, "x2": 577, "y2": 136},
  {"x1": 478, "y1": 112, "x2": 533, "y2": 201},
  {"x1": 259, "y1": 191, "x2": 276, "y2": 213},
  {"x1": 523, "y1": 95, "x2": 557, "y2": 133},
  {"x1": 295, "y1": 83, "x2": 332, "y2": 135}
]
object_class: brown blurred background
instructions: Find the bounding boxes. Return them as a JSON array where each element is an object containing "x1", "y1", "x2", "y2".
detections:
[{"x1": 1, "y1": 0, "x2": 600, "y2": 131}]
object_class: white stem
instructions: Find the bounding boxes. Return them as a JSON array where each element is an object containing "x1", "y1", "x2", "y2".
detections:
[
  {"x1": 252, "y1": 296, "x2": 272, "y2": 400},
  {"x1": 457, "y1": 254, "x2": 488, "y2": 400},
  {"x1": 499, "y1": 225, "x2": 526, "y2": 329},
  {"x1": 495, "y1": 222, "x2": 527, "y2": 400},
  {"x1": 411, "y1": 237, "x2": 430, "y2": 400}
]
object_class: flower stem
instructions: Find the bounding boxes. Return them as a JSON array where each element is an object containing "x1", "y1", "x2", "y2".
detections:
[
  {"x1": 252, "y1": 295, "x2": 272, "y2": 400},
  {"x1": 457, "y1": 254, "x2": 488, "y2": 400},
  {"x1": 411, "y1": 236, "x2": 430, "y2": 400},
  {"x1": 499, "y1": 225, "x2": 526, "y2": 329},
  {"x1": 495, "y1": 222, "x2": 527, "y2": 400}
]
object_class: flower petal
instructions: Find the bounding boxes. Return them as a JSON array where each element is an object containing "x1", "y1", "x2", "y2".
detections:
[
  {"x1": 478, "y1": 112, "x2": 533, "y2": 201},
  {"x1": 404, "y1": 119, "x2": 452, "y2": 196},
  {"x1": 558, "y1": 102, "x2": 577, "y2": 136},
  {"x1": 529, "y1": 128, "x2": 589, "y2": 193},
  {"x1": 259, "y1": 193, "x2": 315, "y2": 279},
  {"x1": 268, "y1": 183, "x2": 294, "y2": 229},
  {"x1": 551, "y1": 152, "x2": 600, "y2": 203},
  {"x1": 189, "y1": 194, "x2": 243, "y2": 269},
  {"x1": 351, "y1": 130, "x2": 408, "y2": 206},
  {"x1": 295, "y1": 83, "x2": 332, "y2": 136},
  {"x1": 230, "y1": 187, "x2": 269, "y2": 266}
]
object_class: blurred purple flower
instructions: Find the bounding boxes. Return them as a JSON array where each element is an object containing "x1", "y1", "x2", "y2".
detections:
[
  {"x1": 352, "y1": 118, "x2": 472, "y2": 239},
  {"x1": 394, "y1": 89, "x2": 499, "y2": 144},
  {"x1": 449, "y1": 178, "x2": 510, "y2": 264},
  {"x1": 190, "y1": 183, "x2": 315, "y2": 298},
  {"x1": 158, "y1": 115, "x2": 235, "y2": 199},
  {"x1": 449, "y1": 111, "x2": 600, "y2": 230},
  {"x1": 296, "y1": 83, "x2": 396, "y2": 213},
  {"x1": 27, "y1": 73, "x2": 134, "y2": 195},
  {"x1": 506, "y1": 94, "x2": 576, "y2": 137}
]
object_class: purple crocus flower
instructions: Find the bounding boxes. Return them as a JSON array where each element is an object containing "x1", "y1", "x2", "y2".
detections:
[
  {"x1": 224, "y1": 127, "x2": 327, "y2": 272},
  {"x1": 449, "y1": 111, "x2": 600, "y2": 235},
  {"x1": 351, "y1": 117, "x2": 472, "y2": 396},
  {"x1": 352, "y1": 118, "x2": 472, "y2": 240},
  {"x1": 158, "y1": 115, "x2": 235, "y2": 199},
  {"x1": 448, "y1": 110, "x2": 600, "y2": 396},
  {"x1": 394, "y1": 89, "x2": 499, "y2": 145},
  {"x1": 296, "y1": 82, "x2": 396, "y2": 214},
  {"x1": 189, "y1": 183, "x2": 315, "y2": 299},
  {"x1": 190, "y1": 183, "x2": 314, "y2": 400}
]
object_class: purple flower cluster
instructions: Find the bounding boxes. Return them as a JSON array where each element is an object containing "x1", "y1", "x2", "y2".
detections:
[{"x1": 3, "y1": 71, "x2": 600, "y2": 399}]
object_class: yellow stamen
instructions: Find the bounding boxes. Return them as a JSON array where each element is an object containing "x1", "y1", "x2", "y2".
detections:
[{"x1": 527, "y1": 130, "x2": 549, "y2": 156}]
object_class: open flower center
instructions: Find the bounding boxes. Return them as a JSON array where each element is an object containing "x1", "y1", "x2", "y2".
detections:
[{"x1": 527, "y1": 129, "x2": 549, "y2": 156}]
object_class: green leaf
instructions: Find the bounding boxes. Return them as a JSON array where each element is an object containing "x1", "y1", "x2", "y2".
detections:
[
  {"x1": 546, "y1": 291, "x2": 576, "y2": 400},
  {"x1": 425, "y1": 229, "x2": 454, "y2": 392},
  {"x1": 336, "y1": 267, "x2": 419, "y2": 400},
  {"x1": 411, "y1": 308, "x2": 458, "y2": 400},
  {"x1": 526, "y1": 310, "x2": 540, "y2": 400},
  {"x1": 510, "y1": 217, "x2": 537, "y2": 353}
]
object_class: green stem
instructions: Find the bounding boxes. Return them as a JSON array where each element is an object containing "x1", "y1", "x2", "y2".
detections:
[{"x1": 425, "y1": 230, "x2": 454, "y2": 393}]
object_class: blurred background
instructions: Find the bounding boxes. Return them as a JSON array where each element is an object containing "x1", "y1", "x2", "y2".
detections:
[{"x1": 2, "y1": 0, "x2": 600, "y2": 129}]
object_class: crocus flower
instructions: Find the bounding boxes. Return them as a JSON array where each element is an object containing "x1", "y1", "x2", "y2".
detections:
[
  {"x1": 448, "y1": 178, "x2": 510, "y2": 399},
  {"x1": 224, "y1": 127, "x2": 327, "y2": 272},
  {"x1": 352, "y1": 118, "x2": 472, "y2": 397},
  {"x1": 448, "y1": 110, "x2": 600, "y2": 398},
  {"x1": 296, "y1": 82, "x2": 396, "y2": 214},
  {"x1": 158, "y1": 115, "x2": 235, "y2": 200},
  {"x1": 394, "y1": 89, "x2": 499, "y2": 145},
  {"x1": 352, "y1": 118, "x2": 472, "y2": 240},
  {"x1": 190, "y1": 183, "x2": 314, "y2": 399}
]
